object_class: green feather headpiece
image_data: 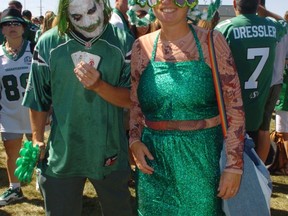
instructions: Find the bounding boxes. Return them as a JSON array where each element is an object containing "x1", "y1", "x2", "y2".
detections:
[{"x1": 127, "y1": 0, "x2": 221, "y2": 27}]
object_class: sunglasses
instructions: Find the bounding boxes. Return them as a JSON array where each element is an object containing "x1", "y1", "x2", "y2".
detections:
[
  {"x1": 137, "y1": 0, "x2": 198, "y2": 8},
  {"x1": 2, "y1": 22, "x2": 22, "y2": 27}
]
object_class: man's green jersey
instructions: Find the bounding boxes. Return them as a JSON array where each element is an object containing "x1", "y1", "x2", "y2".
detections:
[
  {"x1": 216, "y1": 14, "x2": 286, "y2": 131},
  {"x1": 23, "y1": 24, "x2": 134, "y2": 179}
]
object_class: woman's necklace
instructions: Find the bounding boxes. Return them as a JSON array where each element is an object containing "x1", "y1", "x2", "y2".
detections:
[{"x1": 5, "y1": 40, "x2": 24, "y2": 59}]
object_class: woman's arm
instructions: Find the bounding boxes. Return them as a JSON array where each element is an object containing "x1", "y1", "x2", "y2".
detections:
[
  {"x1": 211, "y1": 31, "x2": 246, "y2": 199},
  {"x1": 129, "y1": 38, "x2": 155, "y2": 174},
  {"x1": 129, "y1": 38, "x2": 150, "y2": 146},
  {"x1": 213, "y1": 32, "x2": 245, "y2": 174}
]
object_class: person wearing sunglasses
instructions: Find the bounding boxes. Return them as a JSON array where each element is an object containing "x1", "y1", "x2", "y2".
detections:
[
  {"x1": 0, "y1": 8, "x2": 33, "y2": 206},
  {"x1": 0, "y1": 1, "x2": 38, "y2": 46},
  {"x1": 129, "y1": 0, "x2": 245, "y2": 215}
]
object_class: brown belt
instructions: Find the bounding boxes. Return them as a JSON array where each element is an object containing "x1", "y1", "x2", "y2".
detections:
[{"x1": 145, "y1": 115, "x2": 220, "y2": 131}]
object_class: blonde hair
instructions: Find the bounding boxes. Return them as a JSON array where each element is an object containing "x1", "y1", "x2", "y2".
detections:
[
  {"x1": 42, "y1": 11, "x2": 56, "y2": 34},
  {"x1": 284, "y1": 11, "x2": 288, "y2": 22},
  {"x1": 150, "y1": 19, "x2": 161, "y2": 32},
  {"x1": 197, "y1": 11, "x2": 220, "y2": 30}
]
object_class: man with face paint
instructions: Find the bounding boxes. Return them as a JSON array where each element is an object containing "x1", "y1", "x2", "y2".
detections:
[{"x1": 22, "y1": 0, "x2": 134, "y2": 215}]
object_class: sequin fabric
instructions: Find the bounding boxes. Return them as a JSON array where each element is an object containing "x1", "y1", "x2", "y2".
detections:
[
  {"x1": 138, "y1": 127, "x2": 224, "y2": 216},
  {"x1": 130, "y1": 26, "x2": 245, "y2": 173},
  {"x1": 135, "y1": 26, "x2": 225, "y2": 216}
]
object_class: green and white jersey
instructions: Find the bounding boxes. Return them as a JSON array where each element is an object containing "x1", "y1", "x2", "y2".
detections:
[
  {"x1": 0, "y1": 40, "x2": 32, "y2": 133},
  {"x1": 23, "y1": 24, "x2": 134, "y2": 179},
  {"x1": 110, "y1": 8, "x2": 135, "y2": 38},
  {"x1": 216, "y1": 14, "x2": 286, "y2": 131}
]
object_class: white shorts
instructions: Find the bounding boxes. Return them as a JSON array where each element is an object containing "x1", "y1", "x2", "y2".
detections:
[{"x1": 275, "y1": 110, "x2": 288, "y2": 133}]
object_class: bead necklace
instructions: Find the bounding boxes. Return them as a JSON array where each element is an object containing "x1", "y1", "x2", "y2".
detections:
[{"x1": 5, "y1": 40, "x2": 24, "y2": 59}]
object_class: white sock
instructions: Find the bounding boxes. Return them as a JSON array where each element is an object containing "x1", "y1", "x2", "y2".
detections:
[{"x1": 9, "y1": 183, "x2": 21, "y2": 189}]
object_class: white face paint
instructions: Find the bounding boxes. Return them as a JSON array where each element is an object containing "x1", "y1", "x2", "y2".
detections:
[{"x1": 68, "y1": 0, "x2": 105, "y2": 38}]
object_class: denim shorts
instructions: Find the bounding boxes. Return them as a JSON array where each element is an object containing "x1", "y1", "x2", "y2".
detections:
[{"x1": 1, "y1": 133, "x2": 32, "y2": 141}]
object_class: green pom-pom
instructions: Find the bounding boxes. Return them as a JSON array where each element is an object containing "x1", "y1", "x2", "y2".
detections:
[
  {"x1": 16, "y1": 157, "x2": 23, "y2": 166},
  {"x1": 14, "y1": 141, "x2": 40, "y2": 183},
  {"x1": 24, "y1": 141, "x2": 33, "y2": 149},
  {"x1": 14, "y1": 166, "x2": 22, "y2": 177},
  {"x1": 19, "y1": 148, "x2": 28, "y2": 157}
]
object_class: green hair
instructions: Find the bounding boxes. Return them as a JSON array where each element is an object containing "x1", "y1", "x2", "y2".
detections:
[{"x1": 56, "y1": 0, "x2": 112, "y2": 36}]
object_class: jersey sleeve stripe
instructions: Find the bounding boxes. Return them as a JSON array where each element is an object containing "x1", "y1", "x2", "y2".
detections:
[{"x1": 33, "y1": 50, "x2": 48, "y2": 67}]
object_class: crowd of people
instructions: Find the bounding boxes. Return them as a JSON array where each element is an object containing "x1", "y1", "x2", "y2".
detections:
[{"x1": 0, "y1": 0, "x2": 287, "y2": 215}]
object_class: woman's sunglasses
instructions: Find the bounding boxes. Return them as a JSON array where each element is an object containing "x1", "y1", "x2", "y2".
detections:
[
  {"x1": 136, "y1": 0, "x2": 198, "y2": 8},
  {"x1": 2, "y1": 22, "x2": 22, "y2": 27}
]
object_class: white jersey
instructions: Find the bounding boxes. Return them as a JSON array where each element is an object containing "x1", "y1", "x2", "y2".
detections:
[
  {"x1": 271, "y1": 32, "x2": 288, "y2": 86},
  {"x1": 0, "y1": 41, "x2": 32, "y2": 133},
  {"x1": 110, "y1": 11, "x2": 125, "y2": 30}
]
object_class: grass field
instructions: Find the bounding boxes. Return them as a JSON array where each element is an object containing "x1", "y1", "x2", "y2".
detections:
[{"x1": 0, "y1": 130, "x2": 287, "y2": 215}]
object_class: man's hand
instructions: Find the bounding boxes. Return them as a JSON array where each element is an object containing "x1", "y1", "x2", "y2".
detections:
[{"x1": 74, "y1": 61, "x2": 102, "y2": 91}]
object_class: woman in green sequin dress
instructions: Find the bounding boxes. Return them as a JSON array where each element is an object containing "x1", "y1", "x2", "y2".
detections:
[{"x1": 129, "y1": 0, "x2": 245, "y2": 215}]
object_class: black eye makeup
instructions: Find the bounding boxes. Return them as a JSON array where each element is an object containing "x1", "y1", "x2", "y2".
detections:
[
  {"x1": 87, "y1": 4, "x2": 97, "y2": 15},
  {"x1": 71, "y1": 14, "x2": 82, "y2": 22}
]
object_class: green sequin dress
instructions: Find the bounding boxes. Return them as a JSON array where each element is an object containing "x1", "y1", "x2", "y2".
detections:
[{"x1": 136, "y1": 26, "x2": 225, "y2": 216}]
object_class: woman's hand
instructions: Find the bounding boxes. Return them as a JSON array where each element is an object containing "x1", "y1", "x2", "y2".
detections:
[
  {"x1": 74, "y1": 61, "x2": 102, "y2": 91},
  {"x1": 217, "y1": 171, "x2": 242, "y2": 200},
  {"x1": 130, "y1": 141, "x2": 154, "y2": 174}
]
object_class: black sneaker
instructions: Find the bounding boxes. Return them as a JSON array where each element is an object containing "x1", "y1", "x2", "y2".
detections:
[{"x1": 0, "y1": 187, "x2": 24, "y2": 206}]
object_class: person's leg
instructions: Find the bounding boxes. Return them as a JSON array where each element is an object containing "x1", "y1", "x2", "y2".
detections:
[
  {"x1": 276, "y1": 110, "x2": 288, "y2": 172},
  {"x1": 0, "y1": 133, "x2": 24, "y2": 206},
  {"x1": 90, "y1": 170, "x2": 132, "y2": 216},
  {"x1": 38, "y1": 173, "x2": 86, "y2": 216},
  {"x1": 257, "y1": 84, "x2": 282, "y2": 162},
  {"x1": 257, "y1": 130, "x2": 270, "y2": 162},
  {"x1": 281, "y1": 133, "x2": 288, "y2": 166},
  {"x1": 246, "y1": 131, "x2": 258, "y2": 147},
  {"x1": 25, "y1": 133, "x2": 33, "y2": 141},
  {"x1": 3, "y1": 136, "x2": 23, "y2": 186}
]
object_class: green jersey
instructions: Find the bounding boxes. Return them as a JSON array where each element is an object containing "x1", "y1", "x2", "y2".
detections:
[
  {"x1": 110, "y1": 8, "x2": 135, "y2": 38},
  {"x1": 23, "y1": 24, "x2": 134, "y2": 179},
  {"x1": 276, "y1": 69, "x2": 288, "y2": 111},
  {"x1": 216, "y1": 14, "x2": 286, "y2": 131},
  {"x1": 23, "y1": 19, "x2": 39, "y2": 43}
]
